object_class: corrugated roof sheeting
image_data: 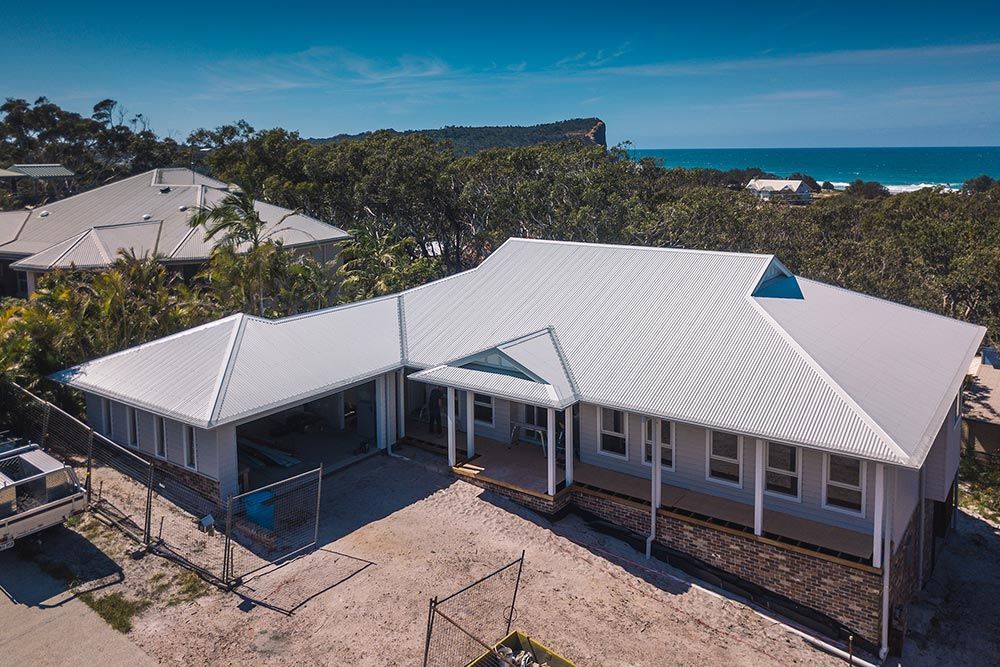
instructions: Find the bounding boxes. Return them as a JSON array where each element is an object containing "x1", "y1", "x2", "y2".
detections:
[
  {"x1": 55, "y1": 238, "x2": 984, "y2": 468},
  {"x1": 0, "y1": 169, "x2": 349, "y2": 263},
  {"x1": 10, "y1": 231, "x2": 87, "y2": 270},
  {"x1": 212, "y1": 297, "x2": 402, "y2": 424},
  {"x1": 410, "y1": 365, "x2": 562, "y2": 407},
  {"x1": 496, "y1": 329, "x2": 576, "y2": 403},
  {"x1": 7, "y1": 164, "x2": 74, "y2": 178},
  {"x1": 52, "y1": 316, "x2": 242, "y2": 426}
]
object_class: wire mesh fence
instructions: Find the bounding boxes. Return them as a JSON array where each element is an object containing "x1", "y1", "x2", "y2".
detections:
[
  {"x1": 2, "y1": 381, "x2": 322, "y2": 589},
  {"x1": 423, "y1": 552, "x2": 526, "y2": 667},
  {"x1": 224, "y1": 467, "x2": 323, "y2": 584}
]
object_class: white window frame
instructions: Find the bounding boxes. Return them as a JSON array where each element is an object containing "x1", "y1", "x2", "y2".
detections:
[
  {"x1": 953, "y1": 393, "x2": 962, "y2": 425},
  {"x1": 154, "y1": 416, "x2": 166, "y2": 459},
  {"x1": 764, "y1": 441, "x2": 802, "y2": 502},
  {"x1": 183, "y1": 425, "x2": 197, "y2": 470},
  {"x1": 642, "y1": 418, "x2": 675, "y2": 471},
  {"x1": 705, "y1": 430, "x2": 743, "y2": 488},
  {"x1": 473, "y1": 393, "x2": 494, "y2": 427},
  {"x1": 520, "y1": 403, "x2": 547, "y2": 444},
  {"x1": 822, "y1": 453, "x2": 867, "y2": 517},
  {"x1": 126, "y1": 406, "x2": 138, "y2": 448},
  {"x1": 101, "y1": 397, "x2": 113, "y2": 436},
  {"x1": 597, "y1": 408, "x2": 629, "y2": 460}
]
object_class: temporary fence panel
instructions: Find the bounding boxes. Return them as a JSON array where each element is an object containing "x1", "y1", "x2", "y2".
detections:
[
  {"x1": 224, "y1": 467, "x2": 323, "y2": 585},
  {"x1": 423, "y1": 552, "x2": 525, "y2": 667}
]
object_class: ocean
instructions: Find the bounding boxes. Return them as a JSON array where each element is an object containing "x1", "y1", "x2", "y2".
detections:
[{"x1": 630, "y1": 146, "x2": 1000, "y2": 193}]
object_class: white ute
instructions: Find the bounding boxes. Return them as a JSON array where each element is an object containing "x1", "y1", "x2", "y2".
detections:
[{"x1": 0, "y1": 439, "x2": 86, "y2": 551}]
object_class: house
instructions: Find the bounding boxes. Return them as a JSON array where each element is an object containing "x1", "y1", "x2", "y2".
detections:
[
  {"x1": 0, "y1": 168, "x2": 350, "y2": 297},
  {"x1": 52, "y1": 238, "x2": 983, "y2": 657},
  {"x1": 963, "y1": 348, "x2": 1000, "y2": 459},
  {"x1": 746, "y1": 178, "x2": 812, "y2": 203}
]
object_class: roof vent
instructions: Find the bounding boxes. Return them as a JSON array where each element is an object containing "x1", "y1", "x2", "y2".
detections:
[
  {"x1": 159, "y1": 186, "x2": 172, "y2": 194},
  {"x1": 178, "y1": 205, "x2": 188, "y2": 212},
  {"x1": 142, "y1": 214, "x2": 152, "y2": 220},
  {"x1": 39, "y1": 210, "x2": 50, "y2": 217}
]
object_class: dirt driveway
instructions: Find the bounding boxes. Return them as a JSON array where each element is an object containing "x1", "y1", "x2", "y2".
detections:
[{"x1": 123, "y1": 449, "x2": 842, "y2": 666}]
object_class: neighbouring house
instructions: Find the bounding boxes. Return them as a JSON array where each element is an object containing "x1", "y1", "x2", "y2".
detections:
[
  {"x1": 963, "y1": 348, "x2": 1000, "y2": 459},
  {"x1": 53, "y1": 238, "x2": 983, "y2": 657},
  {"x1": 746, "y1": 178, "x2": 813, "y2": 204},
  {"x1": 0, "y1": 168, "x2": 350, "y2": 297}
]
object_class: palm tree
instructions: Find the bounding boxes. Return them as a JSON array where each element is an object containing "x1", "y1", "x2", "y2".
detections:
[
  {"x1": 189, "y1": 188, "x2": 299, "y2": 316},
  {"x1": 336, "y1": 222, "x2": 439, "y2": 303}
]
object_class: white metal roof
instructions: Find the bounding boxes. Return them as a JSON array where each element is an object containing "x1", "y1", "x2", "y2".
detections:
[
  {"x1": 0, "y1": 168, "x2": 350, "y2": 266},
  {"x1": 746, "y1": 179, "x2": 807, "y2": 192},
  {"x1": 54, "y1": 238, "x2": 985, "y2": 468}
]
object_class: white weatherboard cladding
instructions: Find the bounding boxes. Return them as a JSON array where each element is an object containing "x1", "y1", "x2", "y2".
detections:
[{"x1": 212, "y1": 298, "x2": 402, "y2": 424}]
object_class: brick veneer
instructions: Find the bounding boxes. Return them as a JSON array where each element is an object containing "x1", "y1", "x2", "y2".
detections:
[{"x1": 460, "y1": 472, "x2": 889, "y2": 646}]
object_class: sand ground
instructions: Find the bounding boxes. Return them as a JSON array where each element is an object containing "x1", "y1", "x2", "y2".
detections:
[{"x1": 9, "y1": 448, "x2": 1000, "y2": 666}]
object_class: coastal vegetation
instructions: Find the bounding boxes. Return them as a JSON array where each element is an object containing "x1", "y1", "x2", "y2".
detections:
[{"x1": 2, "y1": 97, "x2": 999, "y2": 400}]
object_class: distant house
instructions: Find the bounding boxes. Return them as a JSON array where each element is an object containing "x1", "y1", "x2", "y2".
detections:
[
  {"x1": 963, "y1": 348, "x2": 1000, "y2": 460},
  {"x1": 0, "y1": 168, "x2": 350, "y2": 297},
  {"x1": 54, "y1": 238, "x2": 982, "y2": 657},
  {"x1": 746, "y1": 178, "x2": 812, "y2": 204}
]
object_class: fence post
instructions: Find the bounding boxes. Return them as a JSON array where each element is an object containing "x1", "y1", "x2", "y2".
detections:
[
  {"x1": 223, "y1": 496, "x2": 234, "y2": 587},
  {"x1": 507, "y1": 550, "x2": 526, "y2": 635},
  {"x1": 40, "y1": 403, "x2": 51, "y2": 449},
  {"x1": 144, "y1": 463, "x2": 154, "y2": 545},
  {"x1": 85, "y1": 430, "x2": 94, "y2": 504},
  {"x1": 422, "y1": 596, "x2": 437, "y2": 667},
  {"x1": 313, "y1": 465, "x2": 323, "y2": 547}
]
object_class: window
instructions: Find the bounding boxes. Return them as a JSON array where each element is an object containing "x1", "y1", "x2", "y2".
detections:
[
  {"x1": 15, "y1": 271, "x2": 27, "y2": 296},
  {"x1": 643, "y1": 419, "x2": 673, "y2": 469},
  {"x1": 473, "y1": 393, "x2": 494, "y2": 425},
  {"x1": 824, "y1": 454, "x2": 865, "y2": 515},
  {"x1": 765, "y1": 442, "x2": 800, "y2": 499},
  {"x1": 523, "y1": 404, "x2": 546, "y2": 427},
  {"x1": 154, "y1": 416, "x2": 166, "y2": 458},
  {"x1": 101, "y1": 398, "x2": 113, "y2": 435},
  {"x1": 183, "y1": 425, "x2": 197, "y2": 470},
  {"x1": 954, "y1": 393, "x2": 962, "y2": 424},
  {"x1": 599, "y1": 408, "x2": 627, "y2": 458},
  {"x1": 707, "y1": 430, "x2": 742, "y2": 485},
  {"x1": 126, "y1": 407, "x2": 138, "y2": 447}
]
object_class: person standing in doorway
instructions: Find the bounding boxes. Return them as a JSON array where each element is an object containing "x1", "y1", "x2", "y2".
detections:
[{"x1": 428, "y1": 386, "x2": 444, "y2": 435}]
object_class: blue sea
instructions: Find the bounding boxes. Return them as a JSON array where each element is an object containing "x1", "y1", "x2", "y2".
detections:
[{"x1": 630, "y1": 147, "x2": 1000, "y2": 192}]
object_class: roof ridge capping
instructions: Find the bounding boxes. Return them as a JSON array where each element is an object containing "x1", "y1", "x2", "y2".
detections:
[{"x1": 507, "y1": 237, "x2": 776, "y2": 259}]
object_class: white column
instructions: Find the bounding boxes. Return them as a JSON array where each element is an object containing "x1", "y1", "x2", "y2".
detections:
[
  {"x1": 396, "y1": 371, "x2": 406, "y2": 439},
  {"x1": 375, "y1": 375, "x2": 387, "y2": 450},
  {"x1": 564, "y1": 406, "x2": 574, "y2": 486},
  {"x1": 447, "y1": 387, "x2": 456, "y2": 467},
  {"x1": 465, "y1": 391, "x2": 475, "y2": 458},
  {"x1": 873, "y1": 463, "x2": 885, "y2": 568},
  {"x1": 754, "y1": 439, "x2": 765, "y2": 536},
  {"x1": 646, "y1": 418, "x2": 663, "y2": 560},
  {"x1": 547, "y1": 407, "x2": 557, "y2": 496}
]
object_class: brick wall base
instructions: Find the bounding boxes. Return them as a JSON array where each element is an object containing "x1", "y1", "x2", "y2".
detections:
[{"x1": 463, "y1": 473, "x2": 886, "y2": 647}]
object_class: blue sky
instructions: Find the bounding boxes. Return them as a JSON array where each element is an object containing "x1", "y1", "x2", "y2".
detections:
[{"x1": 3, "y1": 1, "x2": 999, "y2": 147}]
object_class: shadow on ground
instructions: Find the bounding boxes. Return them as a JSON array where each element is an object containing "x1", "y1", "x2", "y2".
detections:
[
  {"x1": 0, "y1": 524, "x2": 123, "y2": 607},
  {"x1": 891, "y1": 510, "x2": 1000, "y2": 666}
]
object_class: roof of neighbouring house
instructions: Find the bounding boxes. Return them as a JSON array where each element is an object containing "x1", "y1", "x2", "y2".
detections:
[
  {"x1": 746, "y1": 179, "x2": 808, "y2": 192},
  {"x1": 0, "y1": 168, "x2": 24, "y2": 179},
  {"x1": 53, "y1": 238, "x2": 985, "y2": 469},
  {"x1": 965, "y1": 350, "x2": 1000, "y2": 426},
  {"x1": 6, "y1": 164, "x2": 75, "y2": 178},
  {"x1": 0, "y1": 168, "x2": 350, "y2": 264}
]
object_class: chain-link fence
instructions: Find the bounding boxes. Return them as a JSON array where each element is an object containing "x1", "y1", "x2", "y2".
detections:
[
  {"x1": 423, "y1": 552, "x2": 526, "y2": 667},
  {"x1": 224, "y1": 467, "x2": 323, "y2": 585},
  {"x1": 1, "y1": 381, "x2": 322, "y2": 589}
]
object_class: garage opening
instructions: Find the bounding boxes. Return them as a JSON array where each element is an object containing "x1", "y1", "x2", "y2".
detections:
[{"x1": 236, "y1": 380, "x2": 379, "y2": 492}]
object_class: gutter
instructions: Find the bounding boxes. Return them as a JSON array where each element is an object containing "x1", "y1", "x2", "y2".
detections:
[{"x1": 879, "y1": 469, "x2": 894, "y2": 661}]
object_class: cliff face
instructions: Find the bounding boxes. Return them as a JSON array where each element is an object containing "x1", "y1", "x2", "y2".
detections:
[{"x1": 312, "y1": 118, "x2": 607, "y2": 154}]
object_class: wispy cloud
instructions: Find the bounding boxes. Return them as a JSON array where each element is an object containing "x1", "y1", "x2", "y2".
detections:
[{"x1": 745, "y1": 89, "x2": 842, "y2": 102}]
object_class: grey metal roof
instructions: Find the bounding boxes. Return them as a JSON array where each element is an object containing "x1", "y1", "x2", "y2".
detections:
[
  {"x1": 10, "y1": 220, "x2": 162, "y2": 270},
  {"x1": 54, "y1": 238, "x2": 985, "y2": 468},
  {"x1": 0, "y1": 168, "x2": 350, "y2": 266},
  {"x1": 410, "y1": 365, "x2": 565, "y2": 408},
  {"x1": 0, "y1": 168, "x2": 24, "y2": 179},
  {"x1": 7, "y1": 164, "x2": 75, "y2": 178}
]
